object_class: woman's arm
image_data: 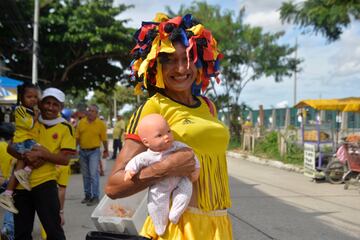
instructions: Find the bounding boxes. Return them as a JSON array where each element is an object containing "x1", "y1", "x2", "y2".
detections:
[{"x1": 105, "y1": 138, "x2": 197, "y2": 199}]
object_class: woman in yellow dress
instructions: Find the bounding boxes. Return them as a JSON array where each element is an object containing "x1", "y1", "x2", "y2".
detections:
[{"x1": 106, "y1": 13, "x2": 232, "y2": 239}]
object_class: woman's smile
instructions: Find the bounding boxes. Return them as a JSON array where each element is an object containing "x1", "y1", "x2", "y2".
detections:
[{"x1": 171, "y1": 74, "x2": 191, "y2": 81}]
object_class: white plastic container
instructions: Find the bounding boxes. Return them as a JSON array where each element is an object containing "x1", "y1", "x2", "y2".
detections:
[{"x1": 91, "y1": 190, "x2": 148, "y2": 234}]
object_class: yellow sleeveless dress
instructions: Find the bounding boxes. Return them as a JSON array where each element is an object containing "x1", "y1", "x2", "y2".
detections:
[{"x1": 126, "y1": 93, "x2": 232, "y2": 239}]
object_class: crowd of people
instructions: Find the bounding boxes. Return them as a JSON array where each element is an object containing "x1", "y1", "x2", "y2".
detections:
[
  {"x1": 0, "y1": 86, "x2": 116, "y2": 239},
  {"x1": 0, "y1": 12, "x2": 233, "y2": 240}
]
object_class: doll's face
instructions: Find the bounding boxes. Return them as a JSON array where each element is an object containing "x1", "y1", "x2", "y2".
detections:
[{"x1": 139, "y1": 116, "x2": 174, "y2": 152}]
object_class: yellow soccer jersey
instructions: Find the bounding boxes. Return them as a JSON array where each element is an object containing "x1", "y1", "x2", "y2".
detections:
[
  {"x1": 76, "y1": 117, "x2": 107, "y2": 149},
  {"x1": 56, "y1": 165, "x2": 71, "y2": 187},
  {"x1": 126, "y1": 92, "x2": 231, "y2": 211},
  {"x1": 17, "y1": 121, "x2": 76, "y2": 189},
  {"x1": 13, "y1": 106, "x2": 39, "y2": 143},
  {"x1": 0, "y1": 141, "x2": 16, "y2": 180},
  {"x1": 112, "y1": 120, "x2": 125, "y2": 139}
]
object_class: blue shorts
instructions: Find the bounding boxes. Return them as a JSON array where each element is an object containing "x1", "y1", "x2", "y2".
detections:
[
  {"x1": 14, "y1": 139, "x2": 37, "y2": 154},
  {"x1": 0, "y1": 180, "x2": 8, "y2": 194}
]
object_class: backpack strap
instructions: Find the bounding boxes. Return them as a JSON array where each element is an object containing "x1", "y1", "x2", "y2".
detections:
[{"x1": 201, "y1": 96, "x2": 215, "y2": 117}]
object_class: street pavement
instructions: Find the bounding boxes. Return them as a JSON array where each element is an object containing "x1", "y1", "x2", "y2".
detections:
[
  {"x1": 227, "y1": 153, "x2": 360, "y2": 240},
  {"x1": 1, "y1": 152, "x2": 359, "y2": 239}
]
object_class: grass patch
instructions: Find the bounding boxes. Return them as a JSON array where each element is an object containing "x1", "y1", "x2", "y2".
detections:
[
  {"x1": 228, "y1": 138, "x2": 241, "y2": 151},
  {"x1": 228, "y1": 131, "x2": 304, "y2": 166},
  {"x1": 283, "y1": 143, "x2": 304, "y2": 165},
  {"x1": 254, "y1": 131, "x2": 281, "y2": 160},
  {"x1": 254, "y1": 131, "x2": 303, "y2": 166}
]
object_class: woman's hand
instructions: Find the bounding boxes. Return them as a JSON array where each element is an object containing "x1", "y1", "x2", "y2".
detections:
[
  {"x1": 145, "y1": 147, "x2": 197, "y2": 179},
  {"x1": 165, "y1": 147, "x2": 197, "y2": 177}
]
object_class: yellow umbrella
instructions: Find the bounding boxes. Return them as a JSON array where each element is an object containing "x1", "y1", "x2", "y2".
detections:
[
  {"x1": 294, "y1": 99, "x2": 346, "y2": 111},
  {"x1": 342, "y1": 98, "x2": 360, "y2": 112}
]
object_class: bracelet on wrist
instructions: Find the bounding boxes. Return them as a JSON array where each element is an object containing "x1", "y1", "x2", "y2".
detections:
[{"x1": 60, "y1": 209, "x2": 64, "y2": 214}]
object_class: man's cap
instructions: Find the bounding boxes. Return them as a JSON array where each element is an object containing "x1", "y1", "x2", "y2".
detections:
[{"x1": 41, "y1": 87, "x2": 65, "y2": 103}]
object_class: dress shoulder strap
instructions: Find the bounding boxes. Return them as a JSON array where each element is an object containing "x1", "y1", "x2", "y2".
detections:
[{"x1": 201, "y1": 96, "x2": 215, "y2": 117}]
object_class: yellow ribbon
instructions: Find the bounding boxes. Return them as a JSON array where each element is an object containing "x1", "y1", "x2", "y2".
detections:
[
  {"x1": 153, "y1": 13, "x2": 169, "y2": 22},
  {"x1": 155, "y1": 59, "x2": 164, "y2": 88},
  {"x1": 159, "y1": 38, "x2": 175, "y2": 53},
  {"x1": 189, "y1": 24, "x2": 204, "y2": 35},
  {"x1": 138, "y1": 36, "x2": 160, "y2": 78},
  {"x1": 134, "y1": 83, "x2": 143, "y2": 95}
]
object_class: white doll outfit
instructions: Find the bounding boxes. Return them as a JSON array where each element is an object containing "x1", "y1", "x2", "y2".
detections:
[{"x1": 125, "y1": 141, "x2": 200, "y2": 235}]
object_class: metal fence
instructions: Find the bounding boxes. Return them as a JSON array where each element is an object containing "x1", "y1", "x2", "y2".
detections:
[{"x1": 244, "y1": 107, "x2": 360, "y2": 130}]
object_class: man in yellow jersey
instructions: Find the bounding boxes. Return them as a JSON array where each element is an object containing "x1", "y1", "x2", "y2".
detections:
[
  {"x1": 7, "y1": 87, "x2": 76, "y2": 240},
  {"x1": 0, "y1": 122, "x2": 16, "y2": 240},
  {"x1": 76, "y1": 104, "x2": 109, "y2": 206},
  {"x1": 111, "y1": 115, "x2": 125, "y2": 160}
]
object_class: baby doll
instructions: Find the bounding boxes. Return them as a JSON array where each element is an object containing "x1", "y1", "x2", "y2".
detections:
[{"x1": 124, "y1": 114, "x2": 200, "y2": 236}]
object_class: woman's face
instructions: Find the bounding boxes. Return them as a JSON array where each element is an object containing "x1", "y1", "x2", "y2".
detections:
[{"x1": 162, "y1": 42, "x2": 197, "y2": 95}]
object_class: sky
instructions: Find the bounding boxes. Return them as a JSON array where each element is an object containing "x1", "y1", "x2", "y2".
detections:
[{"x1": 114, "y1": 0, "x2": 360, "y2": 110}]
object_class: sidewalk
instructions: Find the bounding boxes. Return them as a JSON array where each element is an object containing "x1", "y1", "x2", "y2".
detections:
[{"x1": 227, "y1": 150, "x2": 304, "y2": 174}]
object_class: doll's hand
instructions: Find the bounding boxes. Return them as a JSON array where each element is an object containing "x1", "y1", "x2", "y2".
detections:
[
  {"x1": 124, "y1": 171, "x2": 136, "y2": 181},
  {"x1": 189, "y1": 168, "x2": 200, "y2": 182}
]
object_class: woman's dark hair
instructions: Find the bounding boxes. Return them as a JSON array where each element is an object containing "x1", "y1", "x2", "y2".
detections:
[{"x1": 16, "y1": 82, "x2": 38, "y2": 106}]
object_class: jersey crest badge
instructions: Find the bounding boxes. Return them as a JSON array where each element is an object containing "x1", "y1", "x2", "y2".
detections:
[{"x1": 52, "y1": 133, "x2": 58, "y2": 139}]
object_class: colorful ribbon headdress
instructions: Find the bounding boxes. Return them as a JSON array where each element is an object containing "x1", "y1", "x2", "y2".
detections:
[{"x1": 130, "y1": 13, "x2": 223, "y2": 95}]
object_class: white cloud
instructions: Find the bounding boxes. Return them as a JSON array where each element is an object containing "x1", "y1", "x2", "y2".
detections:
[
  {"x1": 244, "y1": 10, "x2": 287, "y2": 32},
  {"x1": 276, "y1": 100, "x2": 289, "y2": 108},
  {"x1": 327, "y1": 25, "x2": 360, "y2": 78},
  {"x1": 114, "y1": 0, "x2": 187, "y2": 28},
  {"x1": 241, "y1": 0, "x2": 283, "y2": 12},
  {"x1": 336, "y1": 61, "x2": 360, "y2": 76}
]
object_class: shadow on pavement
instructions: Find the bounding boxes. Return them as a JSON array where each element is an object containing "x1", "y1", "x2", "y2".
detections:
[{"x1": 229, "y1": 176, "x2": 359, "y2": 240}]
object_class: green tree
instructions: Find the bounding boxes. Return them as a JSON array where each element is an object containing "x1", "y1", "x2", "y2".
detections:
[
  {"x1": 0, "y1": 0, "x2": 133, "y2": 92},
  {"x1": 279, "y1": 0, "x2": 360, "y2": 42},
  {"x1": 90, "y1": 84, "x2": 146, "y2": 121},
  {"x1": 168, "y1": 1, "x2": 300, "y2": 131},
  {"x1": 65, "y1": 87, "x2": 88, "y2": 109}
]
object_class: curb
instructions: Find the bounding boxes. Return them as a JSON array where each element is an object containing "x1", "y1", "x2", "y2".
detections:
[{"x1": 226, "y1": 151, "x2": 304, "y2": 174}]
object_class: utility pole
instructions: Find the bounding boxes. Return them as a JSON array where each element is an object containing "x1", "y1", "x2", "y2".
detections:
[
  {"x1": 32, "y1": 0, "x2": 39, "y2": 84},
  {"x1": 113, "y1": 93, "x2": 117, "y2": 121},
  {"x1": 293, "y1": 37, "x2": 298, "y2": 106}
]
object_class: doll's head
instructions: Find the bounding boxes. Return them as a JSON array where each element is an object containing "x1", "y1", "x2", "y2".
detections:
[{"x1": 138, "y1": 114, "x2": 174, "y2": 152}]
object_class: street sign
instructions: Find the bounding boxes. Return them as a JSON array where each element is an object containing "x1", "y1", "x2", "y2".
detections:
[{"x1": 304, "y1": 143, "x2": 316, "y2": 178}]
